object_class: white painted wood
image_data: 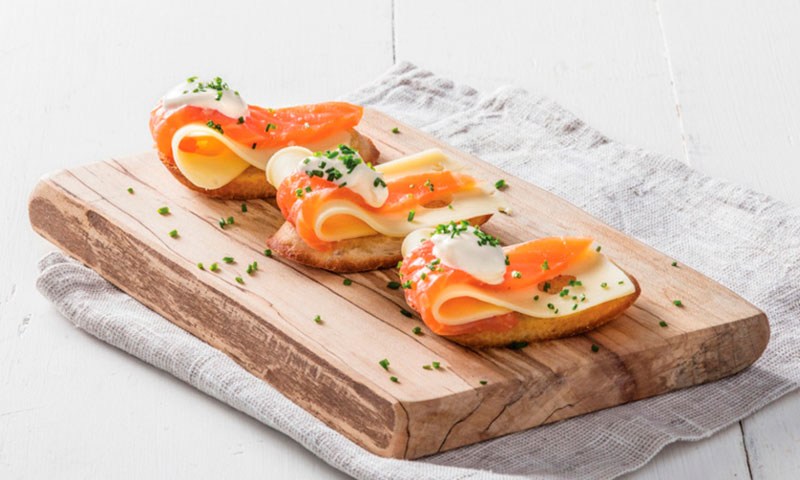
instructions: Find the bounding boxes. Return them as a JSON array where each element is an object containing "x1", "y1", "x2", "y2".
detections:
[
  {"x1": 657, "y1": 0, "x2": 800, "y2": 206},
  {"x1": 3, "y1": 0, "x2": 799, "y2": 477},
  {"x1": 394, "y1": 0, "x2": 686, "y2": 162},
  {"x1": 741, "y1": 390, "x2": 800, "y2": 479},
  {"x1": 622, "y1": 424, "x2": 752, "y2": 480}
]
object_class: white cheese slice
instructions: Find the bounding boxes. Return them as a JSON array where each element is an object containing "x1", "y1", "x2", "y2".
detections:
[
  {"x1": 171, "y1": 124, "x2": 352, "y2": 190},
  {"x1": 429, "y1": 249, "x2": 635, "y2": 325}
]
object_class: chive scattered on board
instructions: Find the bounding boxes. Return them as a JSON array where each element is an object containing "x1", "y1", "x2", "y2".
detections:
[
  {"x1": 591, "y1": 344, "x2": 599, "y2": 353},
  {"x1": 495, "y1": 179, "x2": 507, "y2": 190},
  {"x1": 343, "y1": 278, "x2": 352, "y2": 286},
  {"x1": 673, "y1": 300, "x2": 683, "y2": 307},
  {"x1": 168, "y1": 230, "x2": 178, "y2": 238},
  {"x1": 264, "y1": 249, "x2": 272, "y2": 257},
  {"x1": 235, "y1": 276, "x2": 244, "y2": 284},
  {"x1": 209, "y1": 262, "x2": 219, "y2": 272},
  {"x1": 379, "y1": 358, "x2": 390, "y2": 371},
  {"x1": 390, "y1": 376, "x2": 398, "y2": 383},
  {"x1": 659, "y1": 321, "x2": 668, "y2": 327},
  {"x1": 127, "y1": 187, "x2": 134, "y2": 194},
  {"x1": 412, "y1": 326, "x2": 422, "y2": 335},
  {"x1": 387, "y1": 281, "x2": 402, "y2": 290},
  {"x1": 158, "y1": 206, "x2": 170, "y2": 215},
  {"x1": 479, "y1": 380, "x2": 488, "y2": 385},
  {"x1": 241, "y1": 203, "x2": 248, "y2": 212},
  {"x1": 314, "y1": 315, "x2": 322, "y2": 324},
  {"x1": 400, "y1": 309, "x2": 413, "y2": 318},
  {"x1": 391, "y1": 127, "x2": 400, "y2": 134},
  {"x1": 223, "y1": 256, "x2": 234, "y2": 264}
]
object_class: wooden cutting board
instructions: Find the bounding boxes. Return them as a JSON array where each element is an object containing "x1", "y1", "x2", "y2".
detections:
[{"x1": 28, "y1": 109, "x2": 768, "y2": 459}]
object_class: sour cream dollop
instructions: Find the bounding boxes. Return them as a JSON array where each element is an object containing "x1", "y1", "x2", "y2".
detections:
[
  {"x1": 162, "y1": 76, "x2": 248, "y2": 119},
  {"x1": 298, "y1": 145, "x2": 388, "y2": 208},
  {"x1": 430, "y1": 224, "x2": 507, "y2": 285}
]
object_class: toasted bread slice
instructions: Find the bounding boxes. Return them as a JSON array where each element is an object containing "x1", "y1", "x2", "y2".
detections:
[
  {"x1": 445, "y1": 272, "x2": 641, "y2": 347},
  {"x1": 268, "y1": 214, "x2": 493, "y2": 273},
  {"x1": 158, "y1": 128, "x2": 379, "y2": 200}
]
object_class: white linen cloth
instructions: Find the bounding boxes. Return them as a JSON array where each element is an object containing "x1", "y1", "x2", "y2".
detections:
[{"x1": 37, "y1": 62, "x2": 800, "y2": 479}]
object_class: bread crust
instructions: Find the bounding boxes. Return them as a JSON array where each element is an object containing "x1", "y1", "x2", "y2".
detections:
[
  {"x1": 157, "y1": 128, "x2": 379, "y2": 200},
  {"x1": 445, "y1": 272, "x2": 641, "y2": 347},
  {"x1": 267, "y1": 214, "x2": 493, "y2": 273}
]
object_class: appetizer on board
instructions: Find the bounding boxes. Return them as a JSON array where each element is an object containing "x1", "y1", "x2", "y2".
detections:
[
  {"x1": 398, "y1": 224, "x2": 640, "y2": 347},
  {"x1": 149, "y1": 77, "x2": 378, "y2": 199},
  {"x1": 265, "y1": 146, "x2": 507, "y2": 272}
]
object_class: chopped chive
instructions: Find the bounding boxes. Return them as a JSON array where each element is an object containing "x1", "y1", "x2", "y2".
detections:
[
  {"x1": 534, "y1": 295, "x2": 539, "y2": 301},
  {"x1": 512, "y1": 270, "x2": 522, "y2": 279},
  {"x1": 479, "y1": 380, "x2": 488, "y2": 385},
  {"x1": 572, "y1": 304, "x2": 578, "y2": 311},
  {"x1": 197, "y1": 262, "x2": 204, "y2": 270},
  {"x1": 448, "y1": 204, "x2": 454, "y2": 210},
  {"x1": 314, "y1": 315, "x2": 322, "y2": 324},
  {"x1": 601, "y1": 282, "x2": 608, "y2": 288},
  {"x1": 343, "y1": 278, "x2": 352, "y2": 286},
  {"x1": 495, "y1": 179, "x2": 507, "y2": 190},
  {"x1": 295, "y1": 188, "x2": 304, "y2": 198},
  {"x1": 187, "y1": 76, "x2": 197, "y2": 83},
  {"x1": 671, "y1": 261, "x2": 678, "y2": 267},
  {"x1": 305, "y1": 186, "x2": 312, "y2": 192},
  {"x1": 246, "y1": 264, "x2": 253, "y2": 274},
  {"x1": 391, "y1": 127, "x2": 400, "y2": 134},
  {"x1": 543, "y1": 282, "x2": 551, "y2": 292},
  {"x1": 591, "y1": 344, "x2": 599, "y2": 353},
  {"x1": 422, "y1": 364, "x2": 432, "y2": 370},
  {"x1": 265, "y1": 123, "x2": 276, "y2": 132},
  {"x1": 264, "y1": 249, "x2": 272, "y2": 257},
  {"x1": 237, "y1": 116, "x2": 244, "y2": 124},
  {"x1": 209, "y1": 262, "x2": 218, "y2": 272},
  {"x1": 252, "y1": 142, "x2": 257, "y2": 149},
  {"x1": 379, "y1": 358, "x2": 390, "y2": 371},
  {"x1": 234, "y1": 276, "x2": 243, "y2": 284},
  {"x1": 673, "y1": 300, "x2": 683, "y2": 307},
  {"x1": 432, "y1": 361, "x2": 441, "y2": 369},
  {"x1": 559, "y1": 289, "x2": 569, "y2": 297},
  {"x1": 505, "y1": 254, "x2": 510, "y2": 265},
  {"x1": 402, "y1": 280, "x2": 412, "y2": 289},
  {"x1": 226, "y1": 216, "x2": 234, "y2": 225},
  {"x1": 390, "y1": 376, "x2": 398, "y2": 383},
  {"x1": 596, "y1": 246, "x2": 602, "y2": 252},
  {"x1": 618, "y1": 280, "x2": 624, "y2": 285},
  {"x1": 168, "y1": 229, "x2": 178, "y2": 238},
  {"x1": 127, "y1": 187, "x2": 134, "y2": 194},
  {"x1": 223, "y1": 257, "x2": 234, "y2": 263},
  {"x1": 387, "y1": 281, "x2": 401, "y2": 290},
  {"x1": 158, "y1": 206, "x2": 170, "y2": 215},
  {"x1": 252, "y1": 261, "x2": 258, "y2": 271},
  {"x1": 547, "y1": 303, "x2": 555, "y2": 310},
  {"x1": 507, "y1": 341, "x2": 529, "y2": 350},
  {"x1": 407, "y1": 209, "x2": 416, "y2": 222},
  {"x1": 396, "y1": 260, "x2": 403, "y2": 269},
  {"x1": 412, "y1": 326, "x2": 422, "y2": 335},
  {"x1": 554, "y1": 309, "x2": 559, "y2": 314},
  {"x1": 241, "y1": 203, "x2": 247, "y2": 212},
  {"x1": 542, "y1": 260, "x2": 549, "y2": 270},
  {"x1": 219, "y1": 218, "x2": 226, "y2": 229},
  {"x1": 400, "y1": 309, "x2": 413, "y2": 318},
  {"x1": 659, "y1": 320, "x2": 668, "y2": 327}
]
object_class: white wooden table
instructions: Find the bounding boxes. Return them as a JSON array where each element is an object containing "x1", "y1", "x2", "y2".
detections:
[{"x1": 2, "y1": 1, "x2": 798, "y2": 478}]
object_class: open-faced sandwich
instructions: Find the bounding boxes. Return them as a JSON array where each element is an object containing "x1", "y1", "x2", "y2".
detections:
[
  {"x1": 149, "y1": 77, "x2": 379, "y2": 199},
  {"x1": 265, "y1": 146, "x2": 507, "y2": 272},
  {"x1": 398, "y1": 223, "x2": 640, "y2": 347}
]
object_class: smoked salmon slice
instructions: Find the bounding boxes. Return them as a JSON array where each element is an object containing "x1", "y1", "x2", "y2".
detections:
[
  {"x1": 149, "y1": 102, "x2": 364, "y2": 159},
  {"x1": 400, "y1": 236, "x2": 594, "y2": 335}
]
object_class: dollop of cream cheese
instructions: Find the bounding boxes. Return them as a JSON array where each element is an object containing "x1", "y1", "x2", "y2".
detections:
[
  {"x1": 430, "y1": 225, "x2": 507, "y2": 285},
  {"x1": 162, "y1": 76, "x2": 248, "y2": 119},
  {"x1": 298, "y1": 146, "x2": 388, "y2": 208}
]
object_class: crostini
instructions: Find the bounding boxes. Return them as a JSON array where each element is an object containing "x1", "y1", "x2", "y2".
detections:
[
  {"x1": 149, "y1": 77, "x2": 378, "y2": 199},
  {"x1": 398, "y1": 224, "x2": 640, "y2": 347},
  {"x1": 265, "y1": 146, "x2": 508, "y2": 272}
]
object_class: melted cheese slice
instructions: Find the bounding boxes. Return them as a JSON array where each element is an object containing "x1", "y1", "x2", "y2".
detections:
[
  {"x1": 171, "y1": 124, "x2": 352, "y2": 190},
  {"x1": 427, "y1": 249, "x2": 635, "y2": 326},
  {"x1": 268, "y1": 148, "x2": 506, "y2": 241}
]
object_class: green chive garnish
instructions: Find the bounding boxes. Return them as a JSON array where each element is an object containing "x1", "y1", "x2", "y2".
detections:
[
  {"x1": 387, "y1": 281, "x2": 401, "y2": 290},
  {"x1": 673, "y1": 300, "x2": 683, "y2": 307},
  {"x1": 432, "y1": 361, "x2": 441, "y2": 369},
  {"x1": 219, "y1": 218, "x2": 226, "y2": 229},
  {"x1": 671, "y1": 261, "x2": 678, "y2": 267},
  {"x1": 391, "y1": 127, "x2": 400, "y2": 134},
  {"x1": 241, "y1": 203, "x2": 247, "y2": 212},
  {"x1": 223, "y1": 257, "x2": 234, "y2": 263},
  {"x1": 235, "y1": 276, "x2": 243, "y2": 284},
  {"x1": 264, "y1": 249, "x2": 272, "y2": 257},
  {"x1": 343, "y1": 278, "x2": 352, "y2": 286},
  {"x1": 158, "y1": 206, "x2": 170, "y2": 215},
  {"x1": 479, "y1": 380, "x2": 488, "y2": 385},
  {"x1": 659, "y1": 321, "x2": 668, "y2": 327},
  {"x1": 412, "y1": 326, "x2": 422, "y2": 335},
  {"x1": 314, "y1": 315, "x2": 322, "y2": 324},
  {"x1": 390, "y1": 376, "x2": 398, "y2": 383},
  {"x1": 168, "y1": 230, "x2": 178, "y2": 238},
  {"x1": 400, "y1": 309, "x2": 413, "y2": 318},
  {"x1": 197, "y1": 263, "x2": 204, "y2": 270},
  {"x1": 127, "y1": 187, "x2": 134, "y2": 194},
  {"x1": 601, "y1": 282, "x2": 608, "y2": 288},
  {"x1": 227, "y1": 216, "x2": 234, "y2": 225},
  {"x1": 402, "y1": 280, "x2": 412, "y2": 289},
  {"x1": 422, "y1": 364, "x2": 432, "y2": 370},
  {"x1": 237, "y1": 116, "x2": 244, "y2": 124},
  {"x1": 495, "y1": 179, "x2": 507, "y2": 190},
  {"x1": 407, "y1": 210, "x2": 416, "y2": 222},
  {"x1": 505, "y1": 255, "x2": 510, "y2": 266},
  {"x1": 507, "y1": 341, "x2": 529, "y2": 350},
  {"x1": 534, "y1": 295, "x2": 539, "y2": 301},
  {"x1": 379, "y1": 358, "x2": 389, "y2": 371},
  {"x1": 591, "y1": 344, "x2": 599, "y2": 353},
  {"x1": 542, "y1": 260, "x2": 549, "y2": 270},
  {"x1": 596, "y1": 246, "x2": 602, "y2": 252},
  {"x1": 512, "y1": 271, "x2": 522, "y2": 279},
  {"x1": 209, "y1": 262, "x2": 218, "y2": 271}
]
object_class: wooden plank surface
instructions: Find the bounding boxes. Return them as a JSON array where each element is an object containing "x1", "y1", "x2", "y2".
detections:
[
  {"x1": 29, "y1": 109, "x2": 768, "y2": 459},
  {"x1": 4, "y1": 0, "x2": 800, "y2": 478}
]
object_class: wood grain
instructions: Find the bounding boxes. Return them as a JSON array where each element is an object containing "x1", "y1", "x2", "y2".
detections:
[{"x1": 28, "y1": 109, "x2": 769, "y2": 459}]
